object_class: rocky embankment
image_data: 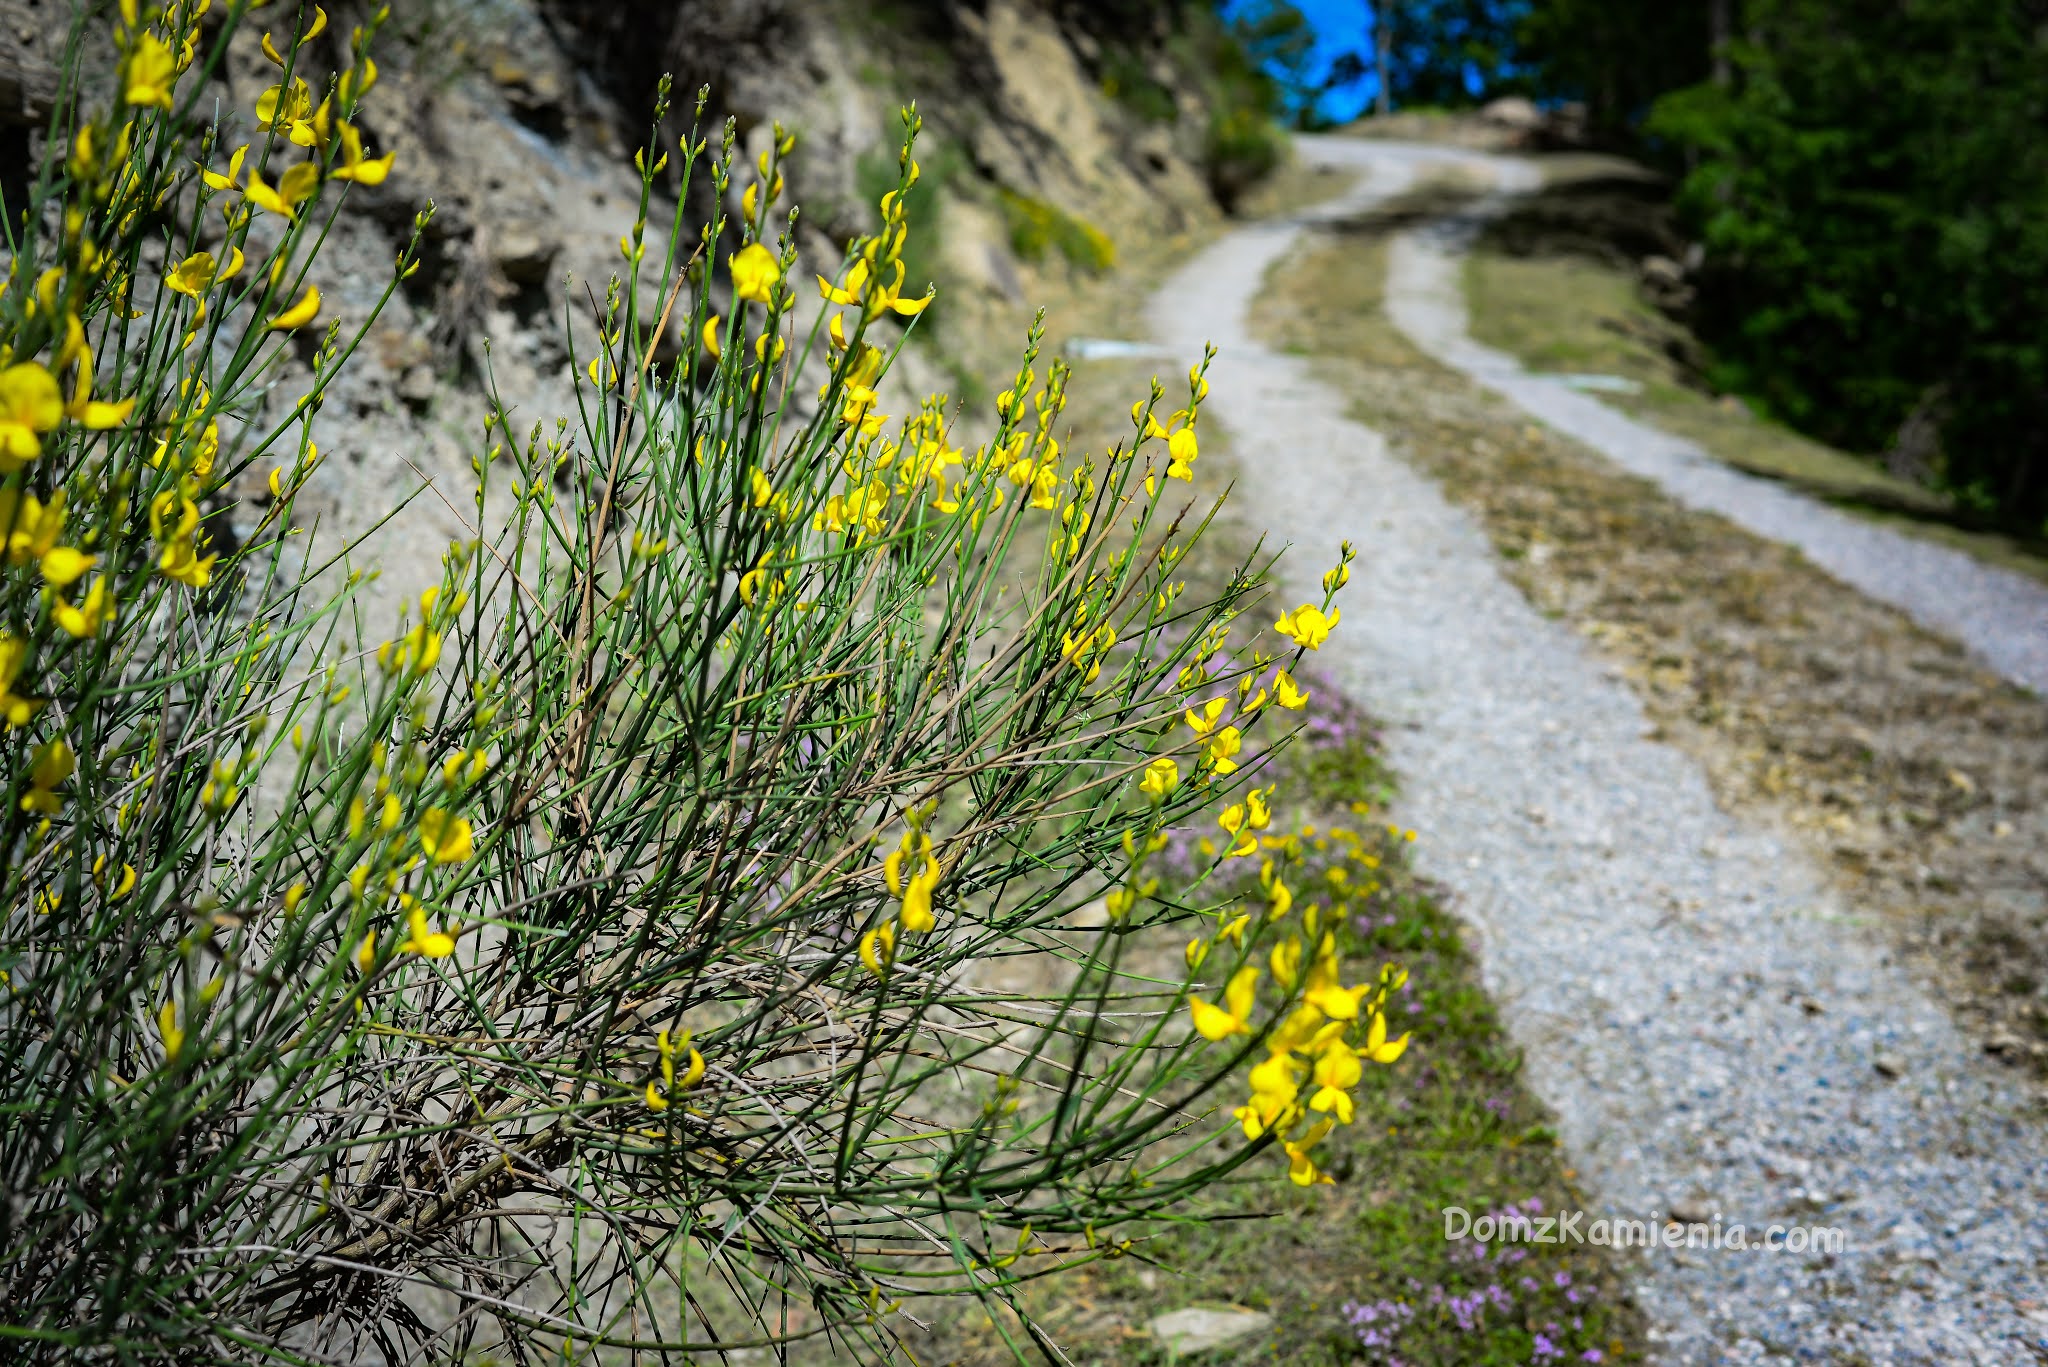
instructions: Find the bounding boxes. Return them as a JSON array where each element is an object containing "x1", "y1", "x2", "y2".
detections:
[{"x1": 2, "y1": 0, "x2": 1246, "y2": 630}]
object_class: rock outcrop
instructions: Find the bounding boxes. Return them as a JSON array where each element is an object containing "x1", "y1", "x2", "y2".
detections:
[{"x1": 12, "y1": 0, "x2": 1247, "y2": 634}]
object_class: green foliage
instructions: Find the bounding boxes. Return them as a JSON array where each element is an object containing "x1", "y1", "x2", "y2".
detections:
[
  {"x1": 0, "y1": 8, "x2": 1374, "y2": 1361},
  {"x1": 1059, "y1": 750, "x2": 1639, "y2": 1365},
  {"x1": 997, "y1": 189, "x2": 1116, "y2": 273},
  {"x1": 1097, "y1": 46, "x2": 1180, "y2": 125},
  {"x1": 1319, "y1": 0, "x2": 1530, "y2": 113},
  {"x1": 1644, "y1": 0, "x2": 2048, "y2": 525},
  {"x1": 1228, "y1": 0, "x2": 1321, "y2": 115},
  {"x1": 1516, "y1": 0, "x2": 1712, "y2": 134},
  {"x1": 854, "y1": 135, "x2": 961, "y2": 304}
]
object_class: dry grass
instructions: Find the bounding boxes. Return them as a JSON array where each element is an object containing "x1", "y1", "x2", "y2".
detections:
[
  {"x1": 1464, "y1": 164, "x2": 2048, "y2": 586},
  {"x1": 1254, "y1": 199, "x2": 2048, "y2": 1088}
]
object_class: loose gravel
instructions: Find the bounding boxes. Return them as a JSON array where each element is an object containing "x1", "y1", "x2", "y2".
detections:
[{"x1": 1149, "y1": 135, "x2": 2048, "y2": 1364}]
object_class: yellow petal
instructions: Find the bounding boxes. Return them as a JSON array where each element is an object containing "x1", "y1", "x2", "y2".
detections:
[
  {"x1": 40, "y1": 546, "x2": 94, "y2": 586},
  {"x1": 278, "y1": 160, "x2": 320, "y2": 206},
  {"x1": 1188, "y1": 996, "x2": 1243, "y2": 1041},
  {"x1": 335, "y1": 150, "x2": 394, "y2": 186},
  {"x1": 266, "y1": 283, "x2": 321, "y2": 331},
  {"x1": 80, "y1": 398, "x2": 135, "y2": 430},
  {"x1": 1225, "y1": 964, "x2": 1259, "y2": 1022},
  {"x1": 243, "y1": 168, "x2": 294, "y2": 218}
]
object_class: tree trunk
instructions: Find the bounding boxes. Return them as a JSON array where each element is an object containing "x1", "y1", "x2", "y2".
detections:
[
  {"x1": 1710, "y1": 0, "x2": 1733, "y2": 85},
  {"x1": 1374, "y1": 0, "x2": 1393, "y2": 116}
]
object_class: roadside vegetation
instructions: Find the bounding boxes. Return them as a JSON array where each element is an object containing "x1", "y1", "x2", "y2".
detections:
[
  {"x1": 1256, "y1": 178, "x2": 2048, "y2": 1097},
  {"x1": 859, "y1": 277, "x2": 1648, "y2": 1365},
  {"x1": 1464, "y1": 161, "x2": 2048, "y2": 585},
  {"x1": 0, "y1": 6, "x2": 1424, "y2": 1361},
  {"x1": 1291, "y1": 0, "x2": 2048, "y2": 532}
]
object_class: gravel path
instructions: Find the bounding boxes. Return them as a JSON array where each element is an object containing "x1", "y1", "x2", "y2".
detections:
[{"x1": 1150, "y1": 138, "x2": 2048, "y2": 1364}]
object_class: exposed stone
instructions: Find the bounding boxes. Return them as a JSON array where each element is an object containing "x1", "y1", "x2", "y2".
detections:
[
  {"x1": 1480, "y1": 95, "x2": 1543, "y2": 130},
  {"x1": 0, "y1": 0, "x2": 59, "y2": 126},
  {"x1": 398, "y1": 365, "x2": 438, "y2": 409},
  {"x1": 1148, "y1": 1306, "x2": 1273, "y2": 1356},
  {"x1": 493, "y1": 224, "x2": 562, "y2": 288},
  {"x1": 1641, "y1": 255, "x2": 1686, "y2": 289}
]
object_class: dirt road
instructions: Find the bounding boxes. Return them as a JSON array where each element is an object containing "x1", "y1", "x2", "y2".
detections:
[{"x1": 1151, "y1": 135, "x2": 2048, "y2": 1364}]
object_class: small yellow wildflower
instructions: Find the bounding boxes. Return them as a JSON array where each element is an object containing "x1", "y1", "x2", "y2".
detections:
[
  {"x1": 400, "y1": 899, "x2": 456, "y2": 958},
  {"x1": 331, "y1": 122, "x2": 395, "y2": 185},
  {"x1": 255, "y1": 78, "x2": 317, "y2": 144},
  {"x1": 1309, "y1": 1040, "x2": 1363, "y2": 1123},
  {"x1": 19, "y1": 738, "x2": 74, "y2": 815},
  {"x1": 0, "y1": 362, "x2": 63, "y2": 468},
  {"x1": 200, "y1": 143, "x2": 249, "y2": 192},
  {"x1": 1274, "y1": 669, "x2": 1310, "y2": 710},
  {"x1": 730, "y1": 243, "x2": 782, "y2": 305},
  {"x1": 124, "y1": 33, "x2": 178, "y2": 108},
  {"x1": 266, "y1": 283, "x2": 321, "y2": 331},
  {"x1": 882, "y1": 835, "x2": 942, "y2": 934},
  {"x1": 1200, "y1": 726, "x2": 1241, "y2": 775},
  {"x1": 1138, "y1": 756, "x2": 1180, "y2": 801},
  {"x1": 1361, "y1": 1009, "x2": 1410, "y2": 1064},
  {"x1": 1275, "y1": 604, "x2": 1339, "y2": 651},
  {"x1": 0, "y1": 634, "x2": 44, "y2": 727},
  {"x1": 1188, "y1": 964, "x2": 1259, "y2": 1041},
  {"x1": 104, "y1": 861, "x2": 138, "y2": 900},
  {"x1": 245, "y1": 162, "x2": 319, "y2": 218},
  {"x1": 154, "y1": 997, "x2": 188, "y2": 1063},
  {"x1": 816, "y1": 256, "x2": 931, "y2": 317},
  {"x1": 1284, "y1": 1118, "x2": 1336, "y2": 1186},
  {"x1": 1235, "y1": 1051, "x2": 1305, "y2": 1140},
  {"x1": 418, "y1": 808, "x2": 474, "y2": 864},
  {"x1": 53, "y1": 576, "x2": 115, "y2": 639},
  {"x1": 2, "y1": 488, "x2": 86, "y2": 585},
  {"x1": 153, "y1": 498, "x2": 216, "y2": 590},
  {"x1": 859, "y1": 919, "x2": 897, "y2": 977},
  {"x1": 166, "y1": 248, "x2": 245, "y2": 299},
  {"x1": 1269, "y1": 936, "x2": 1302, "y2": 990},
  {"x1": 646, "y1": 1027, "x2": 706, "y2": 1109}
]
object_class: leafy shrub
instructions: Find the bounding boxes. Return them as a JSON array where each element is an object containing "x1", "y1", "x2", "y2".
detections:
[
  {"x1": 853, "y1": 135, "x2": 961, "y2": 304},
  {"x1": 1097, "y1": 45, "x2": 1180, "y2": 125},
  {"x1": 1204, "y1": 105, "x2": 1286, "y2": 212},
  {"x1": 996, "y1": 189, "x2": 1116, "y2": 273},
  {"x1": 1645, "y1": 0, "x2": 2048, "y2": 527},
  {"x1": 0, "y1": 5, "x2": 1403, "y2": 1361}
]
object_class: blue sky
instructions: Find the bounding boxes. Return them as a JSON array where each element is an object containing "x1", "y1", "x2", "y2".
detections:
[
  {"x1": 1223, "y1": 0, "x2": 1380, "y2": 122},
  {"x1": 1222, "y1": 0, "x2": 1517, "y2": 121}
]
